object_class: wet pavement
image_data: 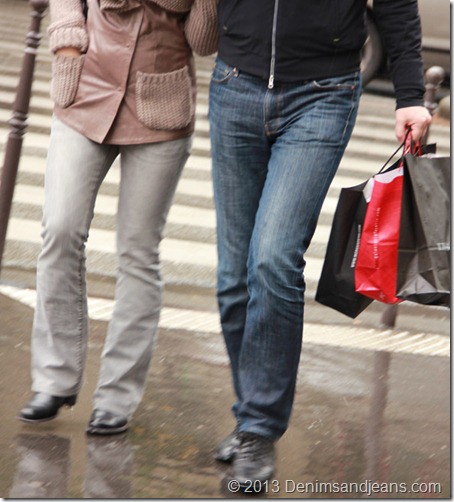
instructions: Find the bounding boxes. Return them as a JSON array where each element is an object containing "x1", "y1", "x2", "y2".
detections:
[{"x1": 0, "y1": 292, "x2": 449, "y2": 499}]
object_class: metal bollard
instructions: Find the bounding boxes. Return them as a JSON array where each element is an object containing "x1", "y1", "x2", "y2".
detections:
[
  {"x1": 423, "y1": 66, "x2": 446, "y2": 116},
  {"x1": 379, "y1": 65, "x2": 446, "y2": 329},
  {"x1": 0, "y1": 0, "x2": 49, "y2": 274}
]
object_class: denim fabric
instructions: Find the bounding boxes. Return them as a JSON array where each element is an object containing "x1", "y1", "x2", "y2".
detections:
[
  {"x1": 31, "y1": 117, "x2": 191, "y2": 418},
  {"x1": 209, "y1": 58, "x2": 361, "y2": 439}
]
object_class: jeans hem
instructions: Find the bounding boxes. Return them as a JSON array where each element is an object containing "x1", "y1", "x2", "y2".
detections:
[
  {"x1": 238, "y1": 425, "x2": 282, "y2": 441},
  {"x1": 31, "y1": 385, "x2": 80, "y2": 397},
  {"x1": 92, "y1": 398, "x2": 135, "y2": 420}
]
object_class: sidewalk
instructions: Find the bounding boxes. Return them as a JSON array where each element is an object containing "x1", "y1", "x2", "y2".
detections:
[{"x1": 0, "y1": 291, "x2": 450, "y2": 499}]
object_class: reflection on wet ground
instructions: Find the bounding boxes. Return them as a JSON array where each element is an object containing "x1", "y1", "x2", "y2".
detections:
[
  {"x1": 0, "y1": 295, "x2": 450, "y2": 498},
  {"x1": 9, "y1": 434, "x2": 71, "y2": 498},
  {"x1": 9, "y1": 434, "x2": 134, "y2": 498}
]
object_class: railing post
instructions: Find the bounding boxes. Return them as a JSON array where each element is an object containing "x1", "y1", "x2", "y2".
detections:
[
  {"x1": 0, "y1": 0, "x2": 49, "y2": 274},
  {"x1": 422, "y1": 66, "x2": 446, "y2": 142},
  {"x1": 379, "y1": 65, "x2": 445, "y2": 329}
]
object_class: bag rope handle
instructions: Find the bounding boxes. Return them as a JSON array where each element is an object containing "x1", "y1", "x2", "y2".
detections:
[{"x1": 378, "y1": 129, "x2": 422, "y2": 174}]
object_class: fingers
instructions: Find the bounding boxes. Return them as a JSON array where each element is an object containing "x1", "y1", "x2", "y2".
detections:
[
  {"x1": 395, "y1": 120, "x2": 408, "y2": 144},
  {"x1": 395, "y1": 106, "x2": 432, "y2": 143}
]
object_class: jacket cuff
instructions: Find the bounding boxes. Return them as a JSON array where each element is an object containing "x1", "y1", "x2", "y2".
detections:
[
  {"x1": 395, "y1": 98, "x2": 425, "y2": 110},
  {"x1": 48, "y1": 26, "x2": 89, "y2": 54}
]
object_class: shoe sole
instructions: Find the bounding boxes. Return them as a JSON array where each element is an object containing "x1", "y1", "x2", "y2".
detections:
[
  {"x1": 17, "y1": 414, "x2": 58, "y2": 423},
  {"x1": 86, "y1": 425, "x2": 129, "y2": 436}
]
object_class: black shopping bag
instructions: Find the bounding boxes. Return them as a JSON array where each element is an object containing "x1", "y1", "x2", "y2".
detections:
[
  {"x1": 397, "y1": 154, "x2": 451, "y2": 306},
  {"x1": 315, "y1": 180, "x2": 373, "y2": 318}
]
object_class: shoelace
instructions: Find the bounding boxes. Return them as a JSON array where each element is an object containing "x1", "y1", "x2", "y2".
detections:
[{"x1": 237, "y1": 433, "x2": 273, "y2": 461}]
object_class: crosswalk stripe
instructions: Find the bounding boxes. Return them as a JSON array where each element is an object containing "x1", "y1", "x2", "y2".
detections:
[{"x1": 0, "y1": 284, "x2": 448, "y2": 358}]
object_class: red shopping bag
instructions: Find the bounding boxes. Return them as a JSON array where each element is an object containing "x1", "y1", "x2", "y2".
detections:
[
  {"x1": 354, "y1": 166, "x2": 404, "y2": 303},
  {"x1": 355, "y1": 134, "x2": 422, "y2": 303}
]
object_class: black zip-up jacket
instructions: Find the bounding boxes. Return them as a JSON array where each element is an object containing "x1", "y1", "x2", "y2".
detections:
[{"x1": 217, "y1": 0, "x2": 425, "y2": 109}]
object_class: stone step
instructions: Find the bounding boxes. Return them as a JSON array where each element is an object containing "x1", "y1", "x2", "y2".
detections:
[
  {"x1": 0, "y1": 127, "x2": 213, "y2": 161},
  {"x1": 12, "y1": 142, "x2": 448, "y2": 191},
  {"x1": 1, "y1": 284, "x2": 449, "y2": 358},
  {"x1": 0, "y1": 94, "x2": 449, "y2": 151},
  {"x1": 3, "y1": 216, "x2": 325, "y2": 291},
  {"x1": 7, "y1": 162, "x2": 377, "y2": 222},
  {"x1": 13, "y1": 153, "x2": 213, "y2": 185},
  {"x1": 0, "y1": 74, "x2": 52, "y2": 97},
  {"x1": 2, "y1": 130, "x2": 448, "y2": 181},
  {"x1": 0, "y1": 91, "x2": 211, "y2": 123}
]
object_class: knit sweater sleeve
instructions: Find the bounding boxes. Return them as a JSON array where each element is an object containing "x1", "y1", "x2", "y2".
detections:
[
  {"x1": 184, "y1": 0, "x2": 218, "y2": 56},
  {"x1": 48, "y1": 0, "x2": 89, "y2": 53}
]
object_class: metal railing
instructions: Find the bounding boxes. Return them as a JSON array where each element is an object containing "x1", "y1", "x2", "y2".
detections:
[{"x1": 0, "y1": 0, "x2": 48, "y2": 272}]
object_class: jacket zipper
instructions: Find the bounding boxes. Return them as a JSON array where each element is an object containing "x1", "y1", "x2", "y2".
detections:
[{"x1": 268, "y1": 0, "x2": 279, "y2": 89}]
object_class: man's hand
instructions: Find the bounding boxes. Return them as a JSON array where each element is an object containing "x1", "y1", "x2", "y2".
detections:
[{"x1": 395, "y1": 106, "x2": 432, "y2": 143}]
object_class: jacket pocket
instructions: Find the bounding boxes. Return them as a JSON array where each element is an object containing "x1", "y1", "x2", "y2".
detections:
[
  {"x1": 50, "y1": 54, "x2": 85, "y2": 108},
  {"x1": 136, "y1": 66, "x2": 194, "y2": 131}
]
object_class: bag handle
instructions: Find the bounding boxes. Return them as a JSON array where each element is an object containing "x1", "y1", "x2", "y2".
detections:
[
  {"x1": 378, "y1": 129, "x2": 422, "y2": 174},
  {"x1": 404, "y1": 131, "x2": 422, "y2": 156}
]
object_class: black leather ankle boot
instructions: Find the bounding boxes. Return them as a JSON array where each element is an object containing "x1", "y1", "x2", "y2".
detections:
[{"x1": 18, "y1": 393, "x2": 77, "y2": 423}]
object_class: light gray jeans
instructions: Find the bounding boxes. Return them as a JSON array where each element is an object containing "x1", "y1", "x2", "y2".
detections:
[{"x1": 31, "y1": 117, "x2": 191, "y2": 418}]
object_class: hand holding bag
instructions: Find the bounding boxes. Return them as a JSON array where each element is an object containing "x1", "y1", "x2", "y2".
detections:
[
  {"x1": 316, "y1": 137, "x2": 407, "y2": 317},
  {"x1": 316, "y1": 135, "x2": 435, "y2": 317}
]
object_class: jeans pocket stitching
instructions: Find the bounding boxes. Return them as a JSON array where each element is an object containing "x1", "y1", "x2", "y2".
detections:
[
  {"x1": 311, "y1": 72, "x2": 359, "y2": 91},
  {"x1": 211, "y1": 64, "x2": 238, "y2": 84},
  {"x1": 312, "y1": 80, "x2": 356, "y2": 91}
]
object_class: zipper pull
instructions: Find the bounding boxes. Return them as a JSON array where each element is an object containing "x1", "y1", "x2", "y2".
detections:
[{"x1": 268, "y1": 74, "x2": 274, "y2": 89}]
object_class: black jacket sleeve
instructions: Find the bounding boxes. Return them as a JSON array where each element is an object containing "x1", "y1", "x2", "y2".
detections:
[{"x1": 373, "y1": 0, "x2": 426, "y2": 109}]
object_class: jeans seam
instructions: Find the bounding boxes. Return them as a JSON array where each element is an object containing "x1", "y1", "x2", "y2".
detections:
[
  {"x1": 75, "y1": 243, "x2": 84, "y2": 386},
  {"x1": 341, "y1": 73, "x2": 360, "y2": 143},
  {"x1": 74, "y1": 145, "x2": 118, "y2": 390}
]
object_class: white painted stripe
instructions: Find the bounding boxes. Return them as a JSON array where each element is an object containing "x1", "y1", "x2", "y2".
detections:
[
  {"x1": 0, "y1": 285, "x2": 449, "y2": 358},
  {"x1": 3, "y1": 218, "x2": 326, "y2": 283}
]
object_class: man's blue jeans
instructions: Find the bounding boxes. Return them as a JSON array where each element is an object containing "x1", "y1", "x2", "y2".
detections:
[{"x1": 209, "y1": 58, "x2": 362, "y2": 439}]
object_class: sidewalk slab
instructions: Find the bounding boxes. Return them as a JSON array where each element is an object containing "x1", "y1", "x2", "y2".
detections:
[{"x1": 0, "y1": 291, "x2": 449, "y2": 499}]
